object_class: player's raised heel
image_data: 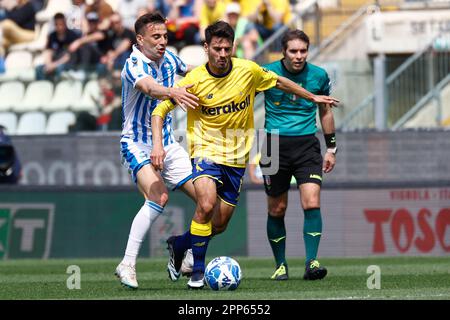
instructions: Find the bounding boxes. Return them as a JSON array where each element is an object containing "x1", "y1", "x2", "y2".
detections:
[
  {"x1": 181, "y1": 249, "x2": 193, "y2": 277},
  {"x1": 187, "y1": 272, "x2": 205, "y2": 290},
  {"x1": 115, "y1": 262, "x2": 138, "y2": 289},
  {"x1": 303, "y1": 259, "x2": 327, "y2": 280}
]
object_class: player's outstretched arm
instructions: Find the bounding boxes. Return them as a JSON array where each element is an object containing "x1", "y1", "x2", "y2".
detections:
[
  {"x1": 275, "y1": 76, "x2": 339, "y2": 107},
  {"x1": 136, "y1": 77, "x2": 199, "y2": 109}
]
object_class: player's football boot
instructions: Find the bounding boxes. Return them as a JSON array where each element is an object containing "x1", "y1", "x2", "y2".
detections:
[
  {"x1": 115, "y1": 262, "x2": 138, "y2": 289},
  {"x1": 270, "y1": 263, "x2": 289, "y2": 280},
  {"x1": 187, "y1": 271, "x2": 205, "y2": 290},
  {"x1": 303, "y1": 259, "x2": 327, "y2": 280},
  {"x1": 166, "y1": 236, "x2": 184, "y2": 281},
  {"x1": 181, "y1": 249, "x2": 193, "y2": 277}
]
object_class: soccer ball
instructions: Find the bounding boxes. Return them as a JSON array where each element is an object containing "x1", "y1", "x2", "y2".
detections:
[{"x1": 204, "y1": 256, "x2": 242, "y2": 291}]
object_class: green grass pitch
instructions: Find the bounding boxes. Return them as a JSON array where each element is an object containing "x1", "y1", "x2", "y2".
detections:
[{"x1": 0, "y1": 257, "x2": 449, "y2": 300}]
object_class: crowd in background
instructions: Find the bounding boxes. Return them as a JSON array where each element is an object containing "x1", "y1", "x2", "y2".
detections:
[
  {"x1": 0, "y1": 0, "x2": 295, "y2": 131},
  {"x1": 1, "y1": 0, "x2": 295, "y2": 72}
]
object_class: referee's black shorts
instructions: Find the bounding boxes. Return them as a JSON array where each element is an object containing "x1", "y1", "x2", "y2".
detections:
[{"x1": 259, "y1": 133, "x2": 323, "y2": 197}]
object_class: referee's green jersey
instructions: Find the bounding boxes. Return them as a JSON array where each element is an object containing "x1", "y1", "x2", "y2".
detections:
[{"x1": 263, "y1": 60, "x2": 330, "y2": 136}]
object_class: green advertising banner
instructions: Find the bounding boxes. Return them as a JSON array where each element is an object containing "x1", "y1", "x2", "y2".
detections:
[
  {"x1": 0, "y1": 209, "x2": 10, "y2": 259},
  {"x1": 0, "y1": 188, "x2": 247, "y2": 259}
]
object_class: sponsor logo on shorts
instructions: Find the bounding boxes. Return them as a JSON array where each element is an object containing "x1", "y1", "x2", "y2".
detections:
[{"x1": 195, "y1": 163, "x2": 203, "y2": 172}]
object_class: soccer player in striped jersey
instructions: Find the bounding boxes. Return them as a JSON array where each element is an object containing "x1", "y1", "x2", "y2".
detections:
[
  {"x1": 115, "y1": 12, "x2": 199, "y2": 289},
  {"x1": 151, "y1": 21, "x2": 339, "y2": 289}
]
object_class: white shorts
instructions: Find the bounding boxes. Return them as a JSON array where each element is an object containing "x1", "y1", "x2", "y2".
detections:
[{"x1": 120, "y1": 138, "x2": 192, "y2": 190}]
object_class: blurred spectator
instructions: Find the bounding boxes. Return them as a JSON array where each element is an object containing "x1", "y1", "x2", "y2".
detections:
[
  {"x1": 0, "y1": 125, "x2": 21, "y2": 184},
  {"x1": 0, "y1": 0, "x2": 37, "y2": 53},
  {"x1": 166, "y1": 0, "x2": 199, "y2": 50},
  {"x1": 99, "y1": 12, "x2": 134, "y2": 72},
  {"x1": 117, "y1": 0, "x2": 148, "y2": 30},
  {"x1": 66, "y1": 0, "x2": 87, "y2": 35},
  {"x1": 85, "y1": 0, "x2": 113, "y2": 30},
  {"x1": 154, "y1": 0, "x2": 170, "y2": 17},
  {"x1": 68, "y1": 11, "x2": 105, "y2": 78},
  {"x1": 198, "y1": 0, "x2": 226, "y2": 43},
  {"x1": 69, "y1": 12, "x2": 133, "y2": 77},
  {"x1": 225, "y1": 2, "x2": 262, "y2": 59},
  {"x1": 246, "y1": 0, "x2": 292, "y2": 40},
  {"x1": 70, "y1": 70, "x2": 122, "y2": 132},
  {"x1": 69, "y1": 111, "x2": 98, "y2": 131},
  {"x1": 35, "y1": 12, "x2": 81, "y2": 81},
  {"x1": 0, "y1": 0, "x2": 20, "y2": 20},
  {"x1": 95, "y1": 71, "x2": 122, "y2": 130},
  {"x1": 30, "y1": 0, "x2": 43, "y2": 11}
]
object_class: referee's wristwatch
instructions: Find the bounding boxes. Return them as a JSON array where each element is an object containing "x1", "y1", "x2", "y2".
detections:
[{"x1": 326, "y1": 147, "x2": 338, "y2": 155}]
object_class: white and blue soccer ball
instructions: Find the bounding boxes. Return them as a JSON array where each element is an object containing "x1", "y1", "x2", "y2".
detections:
[{"x1": 204, "y1": 256, "x2": 242, "y2": 291}]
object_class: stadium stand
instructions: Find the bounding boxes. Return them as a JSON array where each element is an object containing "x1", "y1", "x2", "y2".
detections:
[
  {"x1": 441, "y1": 82, "x2": 450, "y2": 121},
  {"x1": 16, "y1": 111, "x2": 47, "y2": 135},
  {"x1": 0, "y1": 112, "x2": 18, "y2": 134},
  {"x1": 0, "y1": 81, "x2": 25, "y2": 111},
  {"x1": 8, "y1": 22, "x2": 49, "y2": 53},
  {"x1": 0, "y1": 0, "x2": 447, "y2": 135},
  {"x1": 403, "y1": 79, "x2": 450, "y2": 128},
  {"x1": 43, "y1": 79, "x2": 82, "y2": 112},
  {"x1": 72, "y1": 79, "x2": 101, "y2": 113},
  {"x1": 35, "y1": 0, "x2": 73, "y2": 23},
  {"x1": 0, "y1": 50, "x2": 34, "y2": 82},
  {"x1": 45, "y1": 111, "x2": 76, "y2": 134},
  {"x1": 16, "y1": 80, "x2": 54, "y2": 112}
]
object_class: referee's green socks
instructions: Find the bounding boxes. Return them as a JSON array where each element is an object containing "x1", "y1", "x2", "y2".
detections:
[
  {"x1": 267, "y1": 214, "x2": 287, "y2": 268},
  {"x1": 303, "y1": 208, "x2": 322, "y2": 265}
]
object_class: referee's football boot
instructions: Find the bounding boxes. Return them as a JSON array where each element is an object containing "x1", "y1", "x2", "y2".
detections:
[
  {"x1": 166, "y1": 236, "x2": 184, "y2": 281},
  {"x1": 181, "y1": 248, "x2": 193, "y2": 277},
  {"x1": 115, "y1": 262, "x2": 138, "y2": 289},
  {"x1": 270, "y1": 263, "x2": 289, "y2": 280},
  {"x1": 187, "y1": 271, "x2": 205, "y2": 290},
  {"x1": 303, "y1": 259, "x2": 327, "y2": 280}
]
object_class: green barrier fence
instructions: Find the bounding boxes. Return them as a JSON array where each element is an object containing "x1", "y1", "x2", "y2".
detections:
[{"x1": 0, "y1": 188, "x2": 247, "y2": 259}]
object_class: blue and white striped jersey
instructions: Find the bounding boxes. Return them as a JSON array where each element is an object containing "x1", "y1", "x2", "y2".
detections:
[{"x1": 121, "y1": 45, "x2": 187, "y2": 146}]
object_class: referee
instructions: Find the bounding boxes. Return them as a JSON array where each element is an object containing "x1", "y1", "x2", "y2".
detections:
[{"x1": 260, "y1": 29, "x2": 337, "y2": 281}]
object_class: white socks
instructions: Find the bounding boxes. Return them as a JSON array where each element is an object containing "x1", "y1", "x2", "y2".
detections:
[{"x1": 121, "y1": 200, "x2": 164, "y2": 266}]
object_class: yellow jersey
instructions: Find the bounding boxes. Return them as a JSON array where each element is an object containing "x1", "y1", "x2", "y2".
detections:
[
  {"x1": 153, "y1": 58, "x2": 279, "y2": 167},
  {"x1": 199, "y1": 1, "x2": 227, "y2": 30},
  {"x1": 239, "y1": 0, "x2": 292, "y2": 29}
]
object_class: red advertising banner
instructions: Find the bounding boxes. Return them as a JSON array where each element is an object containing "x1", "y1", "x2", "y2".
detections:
[{"x1": 247, "y1": 188, "x2": 450, "y2": 257}]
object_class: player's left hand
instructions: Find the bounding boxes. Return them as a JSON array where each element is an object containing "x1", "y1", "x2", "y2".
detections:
[
  {"x1": 151, "y1": 144, "x2": 166, "y2": 171},
  {"x1": 313, "y1": 95, "x2": 339, "y2": 107},
  {"x1": 171, "y1": 84, "x2": 199, "y2": 110},
  {"x1": 323, "y1": 152, "x2": 336, "y2": 173}
]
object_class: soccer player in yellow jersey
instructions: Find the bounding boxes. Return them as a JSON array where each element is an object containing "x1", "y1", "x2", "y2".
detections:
[{"x1": 151, "y1": 21, "x2": 338, "y2": 289}]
